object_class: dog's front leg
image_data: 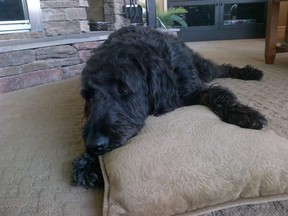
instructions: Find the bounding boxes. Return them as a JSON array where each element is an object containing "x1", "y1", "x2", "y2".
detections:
[
  {"x1": 198, "y1": 85, "x2": 267, "y2": 129},
  {"x1": 72, "y1": 152, "x2": 104, "y2": 188}
]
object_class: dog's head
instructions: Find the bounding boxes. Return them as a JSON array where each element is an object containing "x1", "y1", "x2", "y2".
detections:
[{"x1": 80, "y1": 37, "x2": 180, "y2": 154}]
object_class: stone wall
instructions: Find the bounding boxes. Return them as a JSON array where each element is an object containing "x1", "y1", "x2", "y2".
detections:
[
  {"x1": 0, "y1": 0, "x2": 90, "y2": 41},
  {"x1": 0, "y1": 39, "x2": 104, "y2": 94},
  {"x1": 41, "y1": 0, "x2": 89, "y2": 35},
  {"x1": 0, "y1": 0, "x2": 141, "y2": 41},
  {"x1": 0, "y1": 0, "x2": 132, "y2": 41}
]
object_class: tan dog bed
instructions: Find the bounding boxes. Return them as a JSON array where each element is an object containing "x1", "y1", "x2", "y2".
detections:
[{"x1": 100, "y1": 106, "x2": 288, "y2": 215}]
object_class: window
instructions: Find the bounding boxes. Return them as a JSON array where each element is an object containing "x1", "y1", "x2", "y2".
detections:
[{"x1": 0, "y1": 0, "x2": 42, "y2": 34}]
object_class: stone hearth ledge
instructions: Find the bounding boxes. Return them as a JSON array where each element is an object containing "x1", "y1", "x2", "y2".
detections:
[
  {"x1": 0, "y1": 28, "x2": 181, "y2": 53},
  {"x1": 0, "y1": 31, "x2": 113, "y2": 53}
]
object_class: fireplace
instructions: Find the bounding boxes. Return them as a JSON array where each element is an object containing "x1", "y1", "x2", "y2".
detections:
[{"x1": 168, "y1": 0, "x2": 267, "y2": 41}]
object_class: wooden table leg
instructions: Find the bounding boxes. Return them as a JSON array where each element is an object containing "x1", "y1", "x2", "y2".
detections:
[
  {"x1": 284, "y1": 10, "x2": 288, "y2": 42},
  {"x1": 265, "y1": 0, "x2": 280, "y2": 64}
]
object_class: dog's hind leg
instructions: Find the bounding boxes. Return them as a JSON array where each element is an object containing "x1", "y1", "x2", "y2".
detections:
[
  {"x1": 217, "y1": 64, "x2": 263, "y2": 81},
  {"x1": 191, "y1": 52, "x2": 263, "y2": 82},
  {"x1": 198, "y1": 85, "x2": 267, "y2": 129}
]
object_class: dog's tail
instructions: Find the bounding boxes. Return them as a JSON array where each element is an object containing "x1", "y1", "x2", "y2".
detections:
[{"x1": 192, "y1": 51, "x2": 263, "y2": 82}]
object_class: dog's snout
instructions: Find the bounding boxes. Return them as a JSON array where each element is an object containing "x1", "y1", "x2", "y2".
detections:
[
  {"x1": 95, "y1": 136, "x2": 109, "y2": 148},
  {"x1": 86, "y1": 134, "x2": 109, "y2": 153}
]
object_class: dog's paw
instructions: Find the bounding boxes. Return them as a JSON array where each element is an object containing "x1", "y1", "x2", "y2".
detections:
[
  {"x1": 72, "y1": 152, "x2": 104, "y2": 188},
  {"x1": 227, "y1": 105, "x2": 267, "y2": 129},
  {"x1": 242, "y1": 65, "x2": 263, "y2": 81}
]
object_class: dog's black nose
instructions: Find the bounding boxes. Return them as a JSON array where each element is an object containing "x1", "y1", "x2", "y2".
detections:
[
  {"x1": 95, "y1": 136, "x2": 109, "y2": 149},
  {"x1": 86, "y1": 135, "x2": 109, "y2": 153}
]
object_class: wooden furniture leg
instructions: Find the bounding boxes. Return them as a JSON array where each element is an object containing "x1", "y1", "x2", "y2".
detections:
[
  {"x1": 285, "y1": 10, "x2": 288, "y2": 41},
  {"x1": 265, "y1": 0, "x2": 280, "y2": 64}
]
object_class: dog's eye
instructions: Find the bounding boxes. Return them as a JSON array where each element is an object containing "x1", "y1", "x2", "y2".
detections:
[{"x1": 117, "y1": 82, "x2": 129, "y2": 96}]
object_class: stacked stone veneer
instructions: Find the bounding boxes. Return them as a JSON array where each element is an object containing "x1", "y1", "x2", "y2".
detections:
[
  {"x1": 0, "y1": 0, "x2": 130, "y2": 41},
  {"x1": 41, "y1": 0, "x2": 89, "y2": 36},
  {"x1": 0, "y1": 41, "x2": 103, "y2": 94},
  {"x1": 0, "y1": 0, "x2": 90, "y2": 41}
]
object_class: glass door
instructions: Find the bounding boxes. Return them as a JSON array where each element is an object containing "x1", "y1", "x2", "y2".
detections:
[
  {"x1": 168, "y1": 0, "x2": 219, "y2": 30},
  {"x1": 220, "y1": 0, "x2": 266, "y2": 29}
]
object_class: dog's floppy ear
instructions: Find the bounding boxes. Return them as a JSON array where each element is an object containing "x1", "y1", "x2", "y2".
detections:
[{"x1": 147, "y1": 60, "x2": 181, "y2": 116}]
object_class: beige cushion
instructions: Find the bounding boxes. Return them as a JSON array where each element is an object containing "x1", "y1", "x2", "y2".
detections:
[{"x1": 99, "y1": 106, "x2": 288, "y2": 216}]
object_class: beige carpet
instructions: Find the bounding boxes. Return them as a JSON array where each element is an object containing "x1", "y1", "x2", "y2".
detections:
[{"x1": 0, "y1": 39, "x2": 287, "y2": 216}]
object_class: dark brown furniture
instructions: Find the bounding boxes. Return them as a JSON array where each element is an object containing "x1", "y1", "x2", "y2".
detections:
[
  {"x1": 265, "y1": 0, "x2": 288, "y2": 64},
  {"x1": 168, "y1": 0, "x2": 267, "y2": 42}
]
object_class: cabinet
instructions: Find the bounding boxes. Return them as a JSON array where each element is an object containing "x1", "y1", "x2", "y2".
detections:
[{"x1": 168, "y1": 0, "x2": 267, "y2": 41}]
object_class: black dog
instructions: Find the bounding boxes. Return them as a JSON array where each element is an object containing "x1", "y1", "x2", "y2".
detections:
[{"x1": 72, "y1": 26, "x2": 267, "y2": 188}]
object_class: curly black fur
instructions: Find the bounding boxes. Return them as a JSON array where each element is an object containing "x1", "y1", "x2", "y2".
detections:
[
  {"x1": 72, "y1": 153, "x2": 103, "y2": 188},
  {"x1": 72, "y1": 26, "x2": 267, "y2": 188}
]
